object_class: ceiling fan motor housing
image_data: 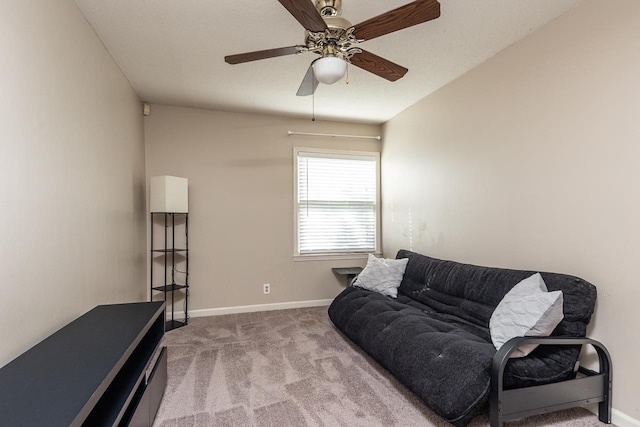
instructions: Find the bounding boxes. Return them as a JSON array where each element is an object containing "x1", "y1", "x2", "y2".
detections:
[
  {"x1": 306, "y1": 0, "x2": 353, "y2": 57},
  {"x1": 323, "y1": 15, "x2": 352, "y2": 31},
  {"x1": 315, "y1": 0, "x2": 352, "y2": 30}
]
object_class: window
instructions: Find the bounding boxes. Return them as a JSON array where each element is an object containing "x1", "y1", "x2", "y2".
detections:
[{"x1": 294, "y1": 148, "x2": 380, "y2": 257}]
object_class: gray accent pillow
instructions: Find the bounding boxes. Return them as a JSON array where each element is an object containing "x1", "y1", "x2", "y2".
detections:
[
  {"x1": 490, "y1": 273, "x2": 564, "y2": 357},
  {"x1": 353, "y1": 254, "x2": 408, "y2": 298}
]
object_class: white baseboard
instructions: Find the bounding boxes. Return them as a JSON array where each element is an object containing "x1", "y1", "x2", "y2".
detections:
[
  {"x1": 167, "y1": 299, "x2": 333, "y2": 320},
  {"x1": 613, "y1": 408, "x2": 640, "y2": 427}
]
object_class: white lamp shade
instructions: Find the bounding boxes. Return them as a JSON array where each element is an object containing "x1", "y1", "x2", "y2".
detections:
[
  {"x1": 312, "y1": 56, "x2": 347, "y2": 85},
  {"x1": 150, "y1": 176, "x2": 188, "y2": 213}
]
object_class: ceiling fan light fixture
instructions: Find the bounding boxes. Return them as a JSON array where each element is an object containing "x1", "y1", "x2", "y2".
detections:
[{"x1": 312, "y1": 56, "x2": 347, "y2": 85}]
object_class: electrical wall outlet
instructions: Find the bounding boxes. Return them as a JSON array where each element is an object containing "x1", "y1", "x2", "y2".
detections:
[{"x1": 263, "y1": 283, "x2": 271, "y2": 295}]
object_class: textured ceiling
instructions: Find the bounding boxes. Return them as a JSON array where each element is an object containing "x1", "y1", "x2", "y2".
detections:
[{"x1": 74, "y1": 0, "x2": 583, "y2": 124}]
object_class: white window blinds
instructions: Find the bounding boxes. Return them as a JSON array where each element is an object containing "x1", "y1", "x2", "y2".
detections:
[{"x1": 296, "y1": 150, "x2": 378, "y2": 254}]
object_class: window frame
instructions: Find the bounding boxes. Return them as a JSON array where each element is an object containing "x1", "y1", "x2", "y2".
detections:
[{"x1": 293, "y1": 147, "x2": 381, "y2": 261}]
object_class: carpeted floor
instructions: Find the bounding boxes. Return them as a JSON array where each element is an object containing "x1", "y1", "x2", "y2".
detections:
[{"x1": 153, "y1": 306, "x2": 610, "y2": 427}]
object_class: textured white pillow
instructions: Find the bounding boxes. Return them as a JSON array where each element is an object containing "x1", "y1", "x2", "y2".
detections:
[
  {"x1": 353, "y1": 254, "x2": 409, "y2": 298},
  {"x1": 490, "y1": 273, "x2": 564, "y2": 358}
]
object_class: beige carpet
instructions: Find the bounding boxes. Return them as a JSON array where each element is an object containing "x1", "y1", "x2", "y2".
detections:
[{"x1": 153, "y1": 306, "x2": 610, "y2": 427}]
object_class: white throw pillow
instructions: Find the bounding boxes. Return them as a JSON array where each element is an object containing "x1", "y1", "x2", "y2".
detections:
[
  {"x1": 490, "y1": 273, "x2": 564, "y2": 358},
  {"x1": 353, "y1": 254, "x2": 409, "y2": 298}
]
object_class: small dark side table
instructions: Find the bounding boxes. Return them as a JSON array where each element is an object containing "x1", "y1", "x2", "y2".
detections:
[{"x1": 332, "y1": 267, "x2": 364, "y2": 286}]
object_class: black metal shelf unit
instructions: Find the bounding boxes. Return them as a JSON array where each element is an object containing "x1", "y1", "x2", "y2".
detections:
[{"x1": 150, "y1": 212, "x2": 189, "y2": 331}]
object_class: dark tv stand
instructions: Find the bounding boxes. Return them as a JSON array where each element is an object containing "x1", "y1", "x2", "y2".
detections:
[{"x1": 0, "y1": 302, "x2": 167, "y2": 427}]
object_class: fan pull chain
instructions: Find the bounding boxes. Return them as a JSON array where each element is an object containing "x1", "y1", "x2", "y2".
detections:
[
  {"x1": 345, "y1": 64, "x2": 350, "y2": 85},
  {"x1": 312, "y1": 90, "x2": 316, "y2": 122}
]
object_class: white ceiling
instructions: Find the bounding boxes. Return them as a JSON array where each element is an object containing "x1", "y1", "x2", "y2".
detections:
[{"x1": 74, "y1": 0, "x2": 582, "y2": 124}]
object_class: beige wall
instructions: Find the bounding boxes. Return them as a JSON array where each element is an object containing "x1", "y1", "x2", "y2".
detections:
[
  {"x1": 0, "y1": 1, "x2": 146, "y2": 367},
  {"x1": 382, "y1": 0, "x2": 640, "y2": 420},
  {"x1": 144, "y1": 105, "x2": 381, "y2": 311}
]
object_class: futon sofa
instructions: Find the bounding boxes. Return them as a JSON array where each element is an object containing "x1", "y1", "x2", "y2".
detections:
[{"x1": 328, "y1": 249, "x2": 612, "y2": 426}]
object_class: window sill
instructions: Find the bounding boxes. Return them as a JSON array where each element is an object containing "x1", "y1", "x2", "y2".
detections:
[{"x1": 293, "y1": 252, "x2": 380, "y2": 262}]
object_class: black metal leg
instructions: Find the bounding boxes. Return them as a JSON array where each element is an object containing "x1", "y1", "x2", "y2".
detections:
[
  {"x1": 185, "y1": 214, "x2": 189, "y2": 325},
  {"x1": 595, "y1": 345, "x2": 613, "y2": 424},
  {"x1": 150, "y1": 213, "x2": 154, "y2": 303},
  {"x1": 489, "y1": 370, "x2": 502, "y2": 427},
  {"x1": 171, "y1": 213, "x2": 175, "y2": 326}
]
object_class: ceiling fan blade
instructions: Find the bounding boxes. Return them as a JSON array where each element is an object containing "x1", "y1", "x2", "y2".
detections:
[
  {"x1": 225, "y1": 46, "x2": 303, "y2": 64},
  {"x1": 277, "y1": 0, "x2": 328, "y2": 32},
  {"x1": 353, "y1": 0, "x2": 440, "y2": 41},
  {"x1": 349, "y1": 50, "x2": 408, "y2": 82},
  {"x1": 296, "y1": 63, "x2": 319, "y2": 96}
]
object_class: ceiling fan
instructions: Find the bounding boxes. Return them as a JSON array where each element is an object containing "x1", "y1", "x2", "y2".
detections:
[{"x1": 224, "y1": 0, "x2": 441, "y2": 96}]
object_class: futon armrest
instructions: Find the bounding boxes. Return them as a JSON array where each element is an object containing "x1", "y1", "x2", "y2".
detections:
[
  {"x1": 493, "y1": 336, "x2": 610, "y2": 375},
  {"x1": 490, "y1": 336, "x2": 612, "y2": 427}
]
